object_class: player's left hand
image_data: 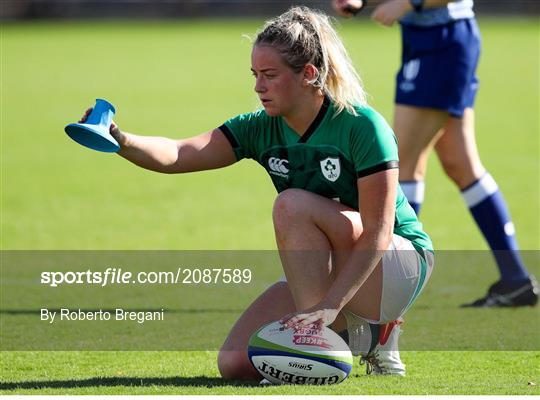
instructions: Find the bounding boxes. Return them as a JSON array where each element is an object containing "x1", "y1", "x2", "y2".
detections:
[
  {"x1": 280, "y1": 301, "x2": 340, "y2": 329},
  {"x1": 371, "y1": 0, "x2": 412, "y2": 27}
]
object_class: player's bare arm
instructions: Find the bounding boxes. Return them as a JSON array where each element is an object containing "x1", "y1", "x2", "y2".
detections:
[
  {"x1": 323, "y1": 169, "x2": 397, "y2": 311},
  {"x1": 116, "y1": 128, "x2": 236, "y2": 174},
  {"x1": 78, "y1": 108, "x2": 236, "y2": 173},
  {"x1": 372, "y1": 0, "x2": 457, "y2": 26}
]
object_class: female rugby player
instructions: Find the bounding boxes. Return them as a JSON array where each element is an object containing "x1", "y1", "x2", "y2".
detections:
[{"x1": 80, "y1": 6, "x2": 434, "y2": 378}]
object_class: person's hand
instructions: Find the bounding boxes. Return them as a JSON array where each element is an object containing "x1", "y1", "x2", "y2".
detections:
[
  {"x1": 371, "y1": 0, "x2": 412, "y2": 26},
  {"x1": 280, "y1": 300, "x2": 340, "y2": 330},
  {"x1": 332, "y1": 0, "x2": 365, "y2": 18},
  {"x1": 79, "y1": 108, "x2": 128, "y2": 147}
]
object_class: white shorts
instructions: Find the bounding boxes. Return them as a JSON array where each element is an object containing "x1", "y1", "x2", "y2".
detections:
[
  {"x1": 375, "y1": 234, "x2": 434, "y2": 323},
  {"x1": 278, "y1": 234, "x2": 434, "y2": 324}
]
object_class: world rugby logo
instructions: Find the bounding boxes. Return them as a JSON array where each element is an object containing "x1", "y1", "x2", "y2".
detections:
[
  {"x1": 268, "y1": 157, "x2": 289, "y2": 178},
  {"x1": 403, "y1": 59, "x2": 420, "y2": 81},
  {"x1": 400, "y1": 58, "x2": 420, "y2": 93}
]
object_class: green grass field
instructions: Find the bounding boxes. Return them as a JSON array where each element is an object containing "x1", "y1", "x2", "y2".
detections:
[{"x1": 1, "y1": 17, "x2": 539, "y2": 395}]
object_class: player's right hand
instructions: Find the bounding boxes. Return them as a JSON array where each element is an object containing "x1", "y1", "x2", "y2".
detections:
[
  {"x1": 79, "y1": 108, "x2": 127, "y2": 147},
  {"x1": 332, "y1": 0, "x2": 365, "y2": 18}
]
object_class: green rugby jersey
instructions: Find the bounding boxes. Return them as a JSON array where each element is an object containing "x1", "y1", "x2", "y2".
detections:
[{"x1": 219, "y1": 97, "x2": 432, "y2": 251}]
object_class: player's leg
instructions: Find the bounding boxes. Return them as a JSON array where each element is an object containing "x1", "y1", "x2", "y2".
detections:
[
  {"x1": 360, "y1": 235, "x2": 433, "y2": 375},
  {"x1": 272, "y1": 189, "x2": 432, "y2": 375},
  {"x1": 434, "y1": 108, "x2": 484, "y2": 187},
  {"x1": 394, "y1": 104, "x2": 448, "y2": 215},
  {"x1": 218, "y1": 189, "x2": 388, "y2": 380},
  {"x1": 217, "y1": 282, "x2": 296, "y2": 379},
  {"x1": 272, "y1": 189, "x2": 395, "y2": 374},
  {"x1": 435, "y1": 109, "x2": 538, "y2": 307},
  {"x1": 272, "y1": 188, "x2": 382, "y2": 321}
]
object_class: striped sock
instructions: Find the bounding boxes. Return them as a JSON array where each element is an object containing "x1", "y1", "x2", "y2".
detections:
[
  {"x1": 400, "y1": 181, "x2": 425, "y2": 215},
  {"x1": 462, "y1": 173, "x2": 529, "y2": 283}
]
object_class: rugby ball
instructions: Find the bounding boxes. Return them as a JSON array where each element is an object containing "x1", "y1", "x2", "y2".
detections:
[{"x1": 248, "y1": 321, "x2": 353, "y2": 385}]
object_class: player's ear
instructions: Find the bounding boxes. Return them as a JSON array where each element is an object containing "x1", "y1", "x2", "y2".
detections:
[{"x1": 303, "y1": 64, "x2": 319, "y2": 86}]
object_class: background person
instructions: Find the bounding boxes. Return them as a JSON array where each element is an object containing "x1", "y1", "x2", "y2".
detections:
[
  {"x1": 332, "y1": 0, "x2": 538, "y2": 307},
  {"x1": 79, "y1": 6, "x2": 434, "y2": 378}
]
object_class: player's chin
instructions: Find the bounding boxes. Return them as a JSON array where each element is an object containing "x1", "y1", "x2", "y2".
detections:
[{"x1": 262, "y1": 103, "x2": 280, "y2": 116}]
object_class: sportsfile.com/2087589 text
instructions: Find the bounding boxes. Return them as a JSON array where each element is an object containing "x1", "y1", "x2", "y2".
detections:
[{"x1": 40, "y1": 267, "x2": 253, "y2": 287}]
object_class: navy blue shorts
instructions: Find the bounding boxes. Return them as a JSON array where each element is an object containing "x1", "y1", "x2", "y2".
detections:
[{"x1": 395, "y1": 18, "x2": 481, "y2": 118}]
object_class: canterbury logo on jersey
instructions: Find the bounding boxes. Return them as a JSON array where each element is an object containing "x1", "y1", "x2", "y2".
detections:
[{"x1": 268, "y1": 157, "x2": 289, "y2": 178}]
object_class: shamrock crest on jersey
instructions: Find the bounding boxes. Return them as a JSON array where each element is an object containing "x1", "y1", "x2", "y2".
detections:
[{"x1": 320, "y1": 157, "x2": 341, "y2": 182}]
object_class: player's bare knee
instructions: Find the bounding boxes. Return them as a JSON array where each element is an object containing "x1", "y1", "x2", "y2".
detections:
[
  {"x1": 217, "y1": 350, "x2": 258, "y2": 380},
  {"x1": 217, "y1": 349, "x2": 241, "y2": 379},
  {"x1": 272, "y1": 189, "x2": 311, "y2": 227}
]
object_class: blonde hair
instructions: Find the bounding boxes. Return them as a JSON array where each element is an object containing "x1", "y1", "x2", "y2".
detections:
[{"x1": 255, "y1": 6, "x2": 367, "y2": 115}]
